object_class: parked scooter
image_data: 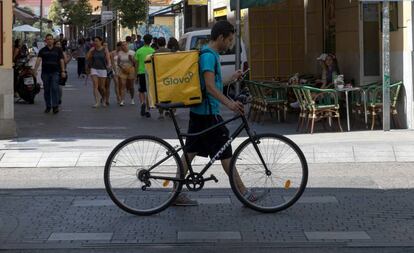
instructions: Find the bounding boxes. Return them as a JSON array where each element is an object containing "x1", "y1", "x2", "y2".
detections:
[{"x1": 14, "y1": 57, "x2": 40, "y2": 104}]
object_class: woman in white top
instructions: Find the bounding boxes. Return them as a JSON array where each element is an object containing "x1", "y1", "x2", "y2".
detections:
[
  {"x1": 117, "y1": 41, "x2": 136, "y2": 106},
  {"x1": 110, "y1": 42, "x2": 122, "y2": 104}
]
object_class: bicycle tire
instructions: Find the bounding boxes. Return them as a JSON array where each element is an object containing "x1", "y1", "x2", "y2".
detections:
[
  {"x1": 229, "y1": 133, "x2": 308, "y2": 213},
  {"x1": 104, "y1": 135, "x2": 184, "y2": 215}
]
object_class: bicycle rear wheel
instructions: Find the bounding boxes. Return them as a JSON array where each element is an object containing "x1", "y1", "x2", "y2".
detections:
[
  {"x1": 229, "y1": 133, "x2": 308, "y2": 213},
  {"x1": 104, "y1": 136, "x2": 184, "y2": 215}
]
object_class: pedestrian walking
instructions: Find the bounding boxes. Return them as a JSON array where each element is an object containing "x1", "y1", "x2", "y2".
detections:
[
  {"x1": 86, "y1": 36, "x2": 112, "y2": 108},
  {"x1": 103, "y1": 42, "x2": 112, "y2": 105},
  {"x1": 167, "y1": 37, "x2": 180, "y2": 52},
  {"x1": 135, "y1": 34, "x2": 155, "y2": 117},
  {"x1": 73, "y1": 38, "x2": 87, "y2": 78},
  {"x1": 54, "y1": 40, "x2": 72, "y2": 105},
  {"x1": 135, "y1": 34, "x2": 144, "y2": 50},
  {"x1": 126, "y1": 36, "x2": 135, "y2": 51},
  {"x1": 110, "y1": 42, "x2": 123, "y2": 104},
  {"x1": 151, "y1": 37, "x2": 159, "y2": 50},
  {"x1": 33, "y1": 34, "x2": 66, "y2": 114},
  {"x1": 117, "y1": 41, "x2": 137, "y2": 106}
]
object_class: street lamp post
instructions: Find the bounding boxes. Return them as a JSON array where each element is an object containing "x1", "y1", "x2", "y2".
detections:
[
  {"x1": 235, "y1": 0, "x2": 241, "y2": 95},
  {"x1": 39, "y1": 0, "x2": 43, "y2": 37}
]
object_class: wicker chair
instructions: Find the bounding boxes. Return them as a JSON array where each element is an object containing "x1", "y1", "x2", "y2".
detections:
[{"x1": 301, "y1": 86, "x2": 343, "y2": 134}]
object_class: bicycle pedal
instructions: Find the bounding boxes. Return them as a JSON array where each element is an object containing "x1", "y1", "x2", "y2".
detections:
[{"x1": 211, "y1": 174, "x2": 218, "y2": 183}]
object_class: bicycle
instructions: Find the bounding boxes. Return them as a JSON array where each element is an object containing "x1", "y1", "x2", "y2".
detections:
[{"x1": 104, "y1": 93, "x2": 308, "y2": 216}]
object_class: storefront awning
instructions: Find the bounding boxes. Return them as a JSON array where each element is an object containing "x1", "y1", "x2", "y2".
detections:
[
  {"x1": 13, "y1": 6, "x2": 51, "y2": 24},
  {"x1": 230, "y1": 0, "x2": 285, "y2": 10}
]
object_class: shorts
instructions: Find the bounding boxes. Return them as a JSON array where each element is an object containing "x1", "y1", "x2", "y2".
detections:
[
  {"x1": 118, "y1": 66, "x2": 136, "y2": 80},
  {"x1": 90, "y1": 68, "x2": 107, "y2": 78},
  {"x1": 138, "y1": 74, "x2": 147, "y2": 93},
  {"x1": 185, "y1": 112, "x2": 232, "y2": 160}
]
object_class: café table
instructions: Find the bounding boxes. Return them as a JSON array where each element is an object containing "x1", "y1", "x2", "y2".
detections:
[{"x1": 335, "y1": 86, "x2": 368, "y2": 131}]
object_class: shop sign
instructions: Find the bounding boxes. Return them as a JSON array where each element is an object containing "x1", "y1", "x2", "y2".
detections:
[
  {"x1": 214, "y1": 7, "x2": 227, "y2": 18},
  {"x1": 188, "y1": 0, "x2": 208, "y2": 5}
]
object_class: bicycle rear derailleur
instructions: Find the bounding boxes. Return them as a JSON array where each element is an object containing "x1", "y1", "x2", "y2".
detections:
[{"x1": 137, "y1": 169, "x2": 151, "y2": 190}]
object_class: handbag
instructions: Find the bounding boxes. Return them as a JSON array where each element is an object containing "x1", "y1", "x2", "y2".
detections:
[{"x1": 59, "y1": 71, "x2": 68, "y2": 86}]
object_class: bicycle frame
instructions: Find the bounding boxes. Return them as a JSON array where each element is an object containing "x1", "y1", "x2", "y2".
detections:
[{"x1": 147, "y1": 110, "x2": 271, "y2": 184}]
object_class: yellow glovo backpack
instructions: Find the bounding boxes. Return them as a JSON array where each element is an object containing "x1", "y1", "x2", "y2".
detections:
[{"x1": 145, "y1": 50, "x2": 203, "y2": 108}]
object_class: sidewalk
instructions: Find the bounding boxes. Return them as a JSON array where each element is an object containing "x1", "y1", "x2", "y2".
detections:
[
  {"x1": 0, "y1": 162, "x2": 414, "y2": 251},
  {"x1": 1, "y1": 130, "x2": 414, "y2": 168}
]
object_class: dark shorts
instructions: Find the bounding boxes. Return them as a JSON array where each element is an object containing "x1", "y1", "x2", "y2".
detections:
[
  {"x1": 185, "y1": 112, "x2": 232, "y2": 160},
  {"x1": 138, "y1": 74, "x2": 147, "y2": 93}
]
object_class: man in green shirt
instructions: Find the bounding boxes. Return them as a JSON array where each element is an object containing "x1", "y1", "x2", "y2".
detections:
[{"x1": 135, "y1": 34, "x2": 155, "y2": 117}]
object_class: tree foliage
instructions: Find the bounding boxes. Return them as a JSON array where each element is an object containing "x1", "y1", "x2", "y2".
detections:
[
  {"x1": 66, "y1": 0, "x2": 93, "y2": 28},
  {"x1": 48, "y1": 0, "x2": 64, "y2": 26},
  {"x1": 111, "y1": 0, "x2": 147, "y2": 31}
]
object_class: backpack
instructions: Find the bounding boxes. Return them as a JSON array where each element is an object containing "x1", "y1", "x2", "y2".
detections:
[
  {"x1": 145, "y1": 49, "x2": 219, "y2": 110},
  {"x1": 145, "y1": 50, "x2": 203, "y2": 108}
]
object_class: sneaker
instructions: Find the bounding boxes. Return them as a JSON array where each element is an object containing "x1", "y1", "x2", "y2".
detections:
[
  {"x1": 130, "y1": 99, "x2": 135, "y2": 105},
  {"x1": 145, "y1": 111, "x2": 151, "y2": 118},
  {"x1": 44, "y1": 107, "x2": 51, "y2": 113},
  {"x1": 290, "y1": 101, "x2": 300, "y2": 109},
  {"x1": 92, "y1": 103, "x2": 100, "y2": 108},
  {"x1": 120, "y1": 101, "x2": 125, "y2": 106},
  {"x1": 140, "y1": 104, "x2": 146, "y2": 116},
  {"x1": 243, "y1": 189, "x2": 258, "y2": 202},
  {"x1": 52, "y1": 107, "x2": 59, "y2": 114},
  {"x1": 172, "y1": 193, "x2": 198, "y2": 206}
]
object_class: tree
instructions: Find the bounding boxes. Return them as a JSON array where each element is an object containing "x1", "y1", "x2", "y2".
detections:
[
  {"x1": 48, "y1": 0, "x2": 64, "y2": 26},
  {"x1": 111, "y1": 0, "x2": 147, "y2": 32},
  {"x1": 66, "y1": 0, "x2": 93, "y2": 33}
]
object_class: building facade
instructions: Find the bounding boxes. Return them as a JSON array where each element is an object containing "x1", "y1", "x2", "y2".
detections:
[
  {"x1": 247, "y1": 0, "x2": 414, "y2": 129},
  {"x1": 0, "y1": 0, "x2": 16, "y2": 138}
]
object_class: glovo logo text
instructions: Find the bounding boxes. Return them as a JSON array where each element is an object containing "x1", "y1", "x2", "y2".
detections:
[{"x1": 163, "y1": 72, "x2": 194, "y2": 86}]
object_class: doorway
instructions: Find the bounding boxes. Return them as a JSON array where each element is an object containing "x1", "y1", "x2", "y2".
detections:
[{"x1": 359, "y1": 2, "x2": 382, "y2": 85}]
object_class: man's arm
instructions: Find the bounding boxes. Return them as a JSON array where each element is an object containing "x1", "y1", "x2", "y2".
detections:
[
  {"x1": 33, "y1": 56, "x2": 42, "y2": 74},
  {"x1": 204, "y1": 71, "x2": 244, "y2": 115}
]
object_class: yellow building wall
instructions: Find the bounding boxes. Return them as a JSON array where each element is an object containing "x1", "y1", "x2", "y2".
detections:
[
  {"x1": 1, "y1": 0, "x2": 12, "y2": 69},
  {"x1": 335, "y1": 0, "x2": 360, "y2": 84},
  {"x1": 0, "y1": 0, "x2": 16, "y2": 138},
  {"x1": 154, "y1": 16, "x2": 175, "y2": 27},
  {"x1": 249, "y1": 0, "x2": 305, "y2": 81}
]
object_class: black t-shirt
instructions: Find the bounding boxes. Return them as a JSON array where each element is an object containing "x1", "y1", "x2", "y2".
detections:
[{"x1": 38, "y1": 46, "x2": 64, "y2": 74}]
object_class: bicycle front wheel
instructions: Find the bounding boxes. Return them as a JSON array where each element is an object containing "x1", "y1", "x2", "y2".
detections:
[
  {"x1": 229, "y1": 134, "x2": 308, "y2": 213},
  {"x1": 104, "y1": 136, "x2": 184, "y2": 215}
]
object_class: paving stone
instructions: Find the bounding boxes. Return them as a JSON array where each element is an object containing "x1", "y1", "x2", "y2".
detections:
[
  {"x1": 48, "y1": 233, "x2": 113, "y2": 241},
  {"x1": 177, "y1": 231, "x2": 241, "y2": 241},
  {"x1": 305, "y1": 231, "x2": 371, "y2": 240},
  {"x1": 285, "y1": 196, "x2": 338, "y2": 204},
  {"x1": 196, "y1": 197, "x2": 232, "y2": 204},
  {"x1": 72, "y1": 200, "x2": 117, "y2": 207}
]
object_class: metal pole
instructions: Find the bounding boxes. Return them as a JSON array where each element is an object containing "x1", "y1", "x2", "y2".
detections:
[
  {"x1": 382, "y1": 1, "x2": 390, "y2": 131},
  {"x1": 235, "y1": 0, "x2": 241, "y2": 95},
  {"x1": 40, "y1": 0, "x2": 43, "y2": 37},
  {"x1": 146, "y1": 0, "x2": 150, "y2": 34}
]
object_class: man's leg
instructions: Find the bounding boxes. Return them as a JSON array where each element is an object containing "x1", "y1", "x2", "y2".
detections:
[
  {"x1": 181, "y1": 153, "x2": 197, "y2": 176},
  {"x1": 172, "y1": 153, "x2": 198, "y2": 206},
  {"x1": 221, "y1": 158, "x2": 247, "y2": 194},
  {"x1": 50, "y1": 73, "x2": 60, "y2": 112},
  {"x1": 42, "y1": 73, "x2": 51, "y2": 110}
]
